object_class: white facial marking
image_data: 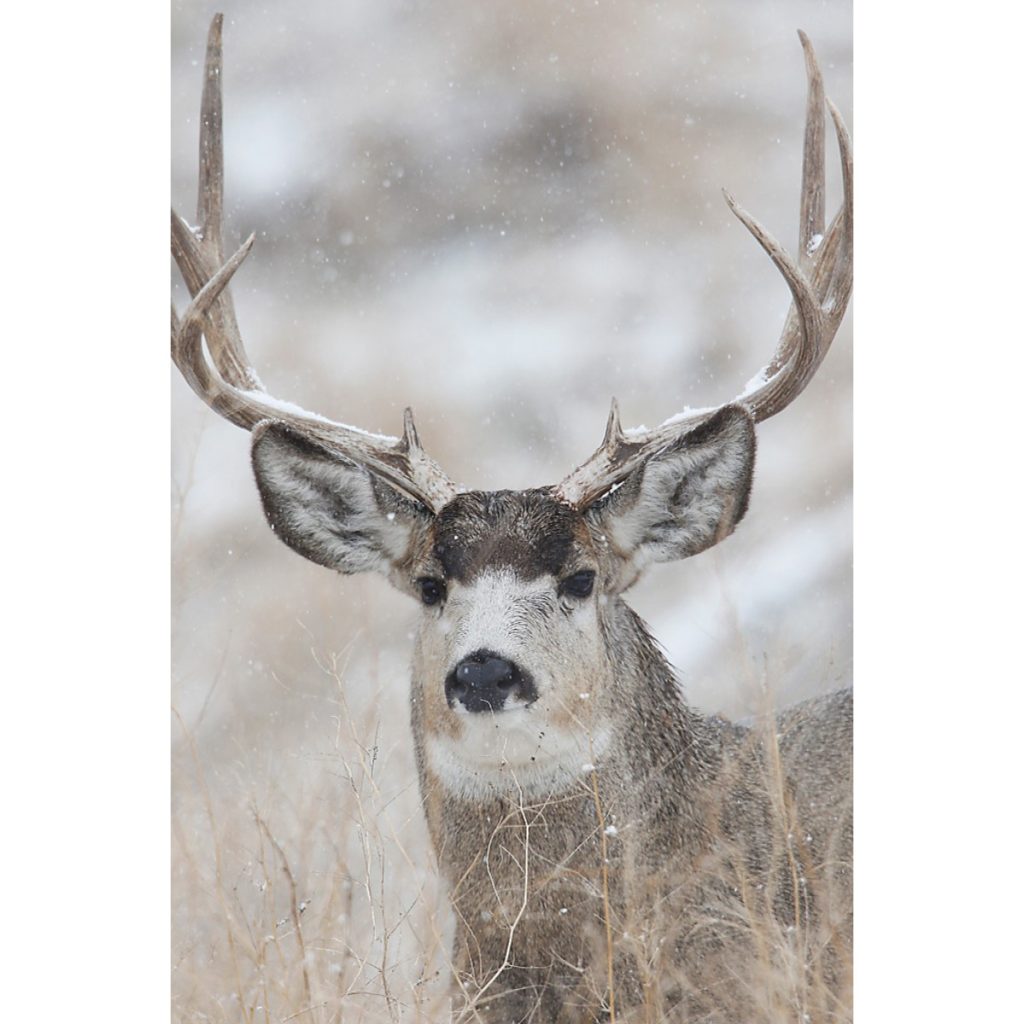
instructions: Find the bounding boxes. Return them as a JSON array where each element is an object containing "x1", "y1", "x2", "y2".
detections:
[
  {"x1": 427, "y1": 722, "x2": 613, "y2": 800},
  {"x1": 446, "y1": 568, "x2": 548, "y2": 665},
  {"x1": 422, "y1": 568, "x2": 610, "y2": 799}
]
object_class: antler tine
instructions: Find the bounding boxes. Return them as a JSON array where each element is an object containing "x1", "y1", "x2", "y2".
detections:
[
  {"x1": 197, "y1": 14, "x2": 225, "y2": 263},
  {"x1": 722, "y1": 191, "x2": 825, "y2": 420},
  {"x1": 171, "y1": 16, "x2": 458, "y2": 512},
  {"x1": 554, "y1": 32, "x2": 852, "y2": 509},
  {"x1": 823, "y1": 98, "x2": 854, "y2": 323},
  {"x1": 172, "y1": 232, "x2": 262, "y2": 417},
  {"x1": 797, "y1": 29, "x2": 826, "y2": 271}
]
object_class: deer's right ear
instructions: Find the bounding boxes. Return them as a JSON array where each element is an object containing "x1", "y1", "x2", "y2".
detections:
[{"x1": 250, "y1": 422, "x2": 431, "y2": 576}]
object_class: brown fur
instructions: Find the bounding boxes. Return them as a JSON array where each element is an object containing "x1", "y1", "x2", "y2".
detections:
[
  {"x1": 401, "y1": 491, "x2": 852, "y2": 1023},
  {"x1": 247, "y1": 408, "x2": 850, "y2": 1021},
  {"x1": 173, "y1": 21, "x2": 853, "y2": 1020}
]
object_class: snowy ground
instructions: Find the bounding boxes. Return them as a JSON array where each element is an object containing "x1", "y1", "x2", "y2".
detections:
[{"x1": 171, "y1": 0, "x2": 851, "y2": 1018}]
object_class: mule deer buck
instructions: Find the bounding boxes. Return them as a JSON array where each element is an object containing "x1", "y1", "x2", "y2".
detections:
[{"x1": 173, "y1": 15, "x2": 852, "y2": 1023}]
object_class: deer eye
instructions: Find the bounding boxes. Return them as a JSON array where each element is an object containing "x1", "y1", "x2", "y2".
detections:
[
  {"x1": 417, "y1": 578, "x2": 447, "y2": 606},
  {"x1": 558, "y1": 570, "x2": 596, "y2": 599}
]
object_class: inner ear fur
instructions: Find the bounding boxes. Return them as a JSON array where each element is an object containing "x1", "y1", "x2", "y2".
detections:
[
  {"x1": 586, "y1": 405, "x2": 756, "y2": 588},
  {"x1": 250, "y1": 421, "x2": 432, "y2": 576}
]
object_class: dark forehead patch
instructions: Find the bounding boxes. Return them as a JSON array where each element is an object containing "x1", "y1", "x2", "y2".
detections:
[{"x1": 433, "y1": 489, "x2": 583, "y2": 582}]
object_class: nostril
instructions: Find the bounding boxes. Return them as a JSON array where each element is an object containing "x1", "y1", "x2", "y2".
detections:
[
  {"x1": 455, "y1": 662, "x2": 478, "y2": 687},
  {"x1": 483, "y1": 657, "x2": 515, "y2": 689}
]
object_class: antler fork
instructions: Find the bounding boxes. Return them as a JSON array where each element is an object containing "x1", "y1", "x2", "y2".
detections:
[
  {"x1": 171, "y1": 15, "x2": 458, "y2": 512},
  {"x1": 554, "y1": 31, "x2": 852, "y2": 509}
]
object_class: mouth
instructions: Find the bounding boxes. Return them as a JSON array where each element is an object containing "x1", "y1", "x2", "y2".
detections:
[
  {"x1": 424, "y1": 715, "x2": 615, "y2": 795},
  {"x1": 450, "y1": 696, "x2": 537, "y2": 716}
]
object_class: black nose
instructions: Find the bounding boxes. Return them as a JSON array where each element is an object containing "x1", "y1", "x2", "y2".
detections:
[{"x1": 445, "y1": 650, "x2": 533, "y2": 713}]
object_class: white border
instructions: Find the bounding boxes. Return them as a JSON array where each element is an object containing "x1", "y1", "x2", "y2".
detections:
[
  {"x1": 3, "y1": 1, "x2": 167, "y2": 1015},
  {"x1": 5, "y1": 1, "x2": 1022, "y2": 1018},
  {"x1": 856, "y1": 2, "x2": 1022, "y2": 1018}
]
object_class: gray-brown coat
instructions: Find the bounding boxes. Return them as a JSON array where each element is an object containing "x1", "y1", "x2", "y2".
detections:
[{"x1": 171, "y1": 17, "x2": 853, "y2": 1023}]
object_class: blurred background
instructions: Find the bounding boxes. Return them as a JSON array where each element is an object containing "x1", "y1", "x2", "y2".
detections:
[{"x1": 171, "y1": 0, "x2": 851, "y2": 1018}]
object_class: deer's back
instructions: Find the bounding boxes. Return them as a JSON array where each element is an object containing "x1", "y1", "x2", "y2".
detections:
[
  {"x1": 776, "y1": 688, "x2": 854, "y2": 919},
  {"x1": 777, "y1": 688, "x2": 853, "y2": 829}
]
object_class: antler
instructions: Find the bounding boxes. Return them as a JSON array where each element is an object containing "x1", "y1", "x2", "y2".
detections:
[
  {"x1": 171, "y1": 15, "x2": 458, "y2": 513},
  {"x1": 554, "y1": 31, "x2": 853, "y2": 509}
]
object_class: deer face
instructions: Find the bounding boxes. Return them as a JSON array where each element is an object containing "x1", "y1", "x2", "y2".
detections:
[
  {"x1": 249, "y1": 405, "x2": 756, "y2": 795},
  {"x1": 405, "y1": 490, "x2": 615, "y2": 793}
]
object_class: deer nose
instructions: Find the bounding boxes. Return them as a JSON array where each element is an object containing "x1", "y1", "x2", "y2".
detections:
[{"x1": 446, "y1": 650, "x2": 528, "y2": 713}]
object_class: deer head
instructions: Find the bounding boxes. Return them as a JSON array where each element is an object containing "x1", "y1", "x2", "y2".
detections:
[{"x1": 172, "y1": 17, "x2": 851, "y2": 796}]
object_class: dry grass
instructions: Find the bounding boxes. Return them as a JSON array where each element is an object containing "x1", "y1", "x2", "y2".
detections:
[
  {"x1": 171, "y1": 2, "x2": 851, "y2": 1019},
  {"x1": 172, "y1": 637, "x2": 455, "y2": 1023},
  {"x1": 171, "y1": 622, "x2": 851, "y2": 1023}
]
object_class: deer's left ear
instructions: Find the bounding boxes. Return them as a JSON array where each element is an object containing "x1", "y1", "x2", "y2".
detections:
[{"x1": 585, "y1": 405, "x2": 756, "y2": 591}]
